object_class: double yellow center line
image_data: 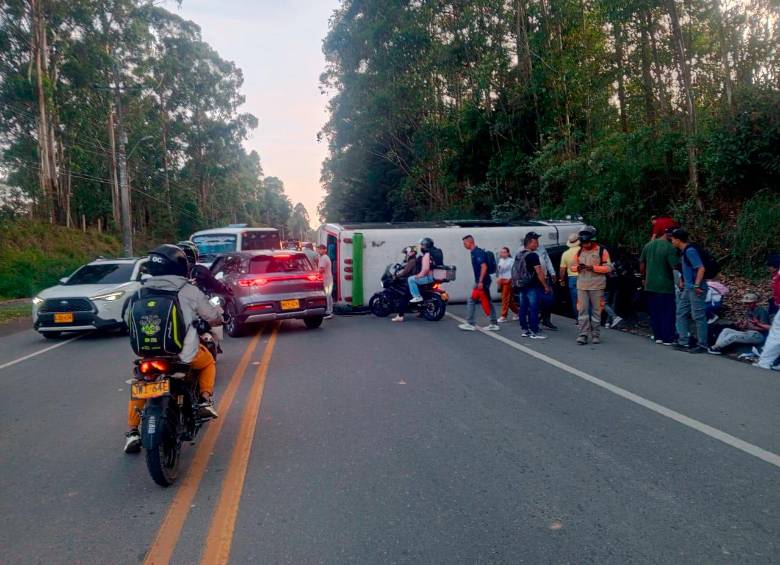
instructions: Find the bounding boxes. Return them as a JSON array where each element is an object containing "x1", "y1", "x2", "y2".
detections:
[{"x1": 144, "y1": 324, "x2": 280, "y2": 565}]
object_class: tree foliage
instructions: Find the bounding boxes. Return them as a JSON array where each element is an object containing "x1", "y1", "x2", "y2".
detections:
[
  {"x1": 320, "y1": 0, "x2": 780, "y2": 267},
  {"x1": 0, "y1": 0, "x2": 292, "y2": 240}
]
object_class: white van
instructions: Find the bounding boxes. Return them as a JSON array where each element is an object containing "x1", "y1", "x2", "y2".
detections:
[
  {"x1": 191, "y1": 225, "x2": 281, "y2": 267},
  {"x1": 317, "y1": 220, "x2": 585, "y2": 306}
]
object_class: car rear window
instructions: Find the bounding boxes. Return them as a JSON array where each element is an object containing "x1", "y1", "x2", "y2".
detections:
[
  {"x1": 249, "y1": 255, "x2": 312, "y2": 274},
  {"x1": 66, "y1": 263, "x2": 135, "y2": 285}
]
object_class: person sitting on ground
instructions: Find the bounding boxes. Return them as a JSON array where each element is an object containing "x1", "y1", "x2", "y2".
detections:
[
  {"x1": 705, "y1": 280, "x2": 729, "y2": 324},
  {"x1": 392, "y1": 246, "x2": 418, "y2": 323},
  {"x1": 708, "y1": 293, "x2": 770, "y2": 355},
  {"x1": 496, "y1": 246, "x2": 518, "y2": 323},
  {"x1": 408, "y1": 238, "x2": 435, "y2": 304}
]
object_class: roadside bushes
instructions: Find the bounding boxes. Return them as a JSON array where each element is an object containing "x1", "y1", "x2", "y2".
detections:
[
  {"x1": 731, "y1": 191, "x2": 780, "y2": 278},
  {"x1": 0, "y1": 221, "x2": 120, "y2": 299}
]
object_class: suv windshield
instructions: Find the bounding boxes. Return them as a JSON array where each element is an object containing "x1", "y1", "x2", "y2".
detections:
[
  {"x1": 193, "y1": 234, "x2": 238, "y2": 258},
  {"x1": 66, "y1": 263, "x2": 135, "y2": 285},
  {"x1": 249, "y1": 255, "x2": 312, "y2": 274}
]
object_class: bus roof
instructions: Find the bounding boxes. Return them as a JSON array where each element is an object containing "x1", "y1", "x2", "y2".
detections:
[{"x1": 191, "y1": 226, "x2": 278, "y2": 237}]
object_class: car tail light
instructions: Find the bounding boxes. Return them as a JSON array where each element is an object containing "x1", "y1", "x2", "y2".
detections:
[
  {"x1": 246, "y1": 303, "x2": 273, "y2": 312},
  {"x1": 239, "y1": 278, "x2": 269, "y2": 287},
  {"x1": 307, "y1": 273, "x2": 323, "y2": 282}
]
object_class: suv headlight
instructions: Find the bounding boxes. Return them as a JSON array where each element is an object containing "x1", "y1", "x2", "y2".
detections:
[
  {"x1": 91, "y1": 290, "x2": 125, "y2": 302},
  {"x1": 32, "y1": 296, "x2": 44, "y2": 305}
]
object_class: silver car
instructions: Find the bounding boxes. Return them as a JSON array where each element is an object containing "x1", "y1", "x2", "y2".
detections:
[{"x1": 212, "y1": 251, "x2": 327, "y2": 336}]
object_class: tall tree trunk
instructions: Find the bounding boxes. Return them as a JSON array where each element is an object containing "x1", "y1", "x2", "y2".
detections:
[
  {"x1": 514, "y1": 0, "x2": 532, "y2": 85},
  {"x1": 666, "y1": 0, "x2": 700, "y2": 202},
  {"x1": 647, "y1": 10, "x2": 673, "y2": 120},
  {"x1": 712, "y1": 0, "x2": 734, "y2": 112},
  {"x1": 614, "y1": 21, "x2": 629, "y2": 133},
  {"x1": 639, "y1": 15, "x2": 657, "y2": 127},
  {"x1": 107, "y1": 104, "x2": 120, "y2": 225}
]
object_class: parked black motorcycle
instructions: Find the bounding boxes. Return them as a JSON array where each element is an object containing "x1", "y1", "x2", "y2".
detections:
[{"x1": 369, "y1": 264, "x2": 451, "y2": 321}]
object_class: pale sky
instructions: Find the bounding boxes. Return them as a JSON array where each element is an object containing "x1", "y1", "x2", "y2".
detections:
[{"x1": 175, "y1": 0, "x2": 340, "y2": 223}]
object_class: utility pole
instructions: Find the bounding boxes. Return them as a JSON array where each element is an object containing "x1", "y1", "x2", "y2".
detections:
[{"x1": 112, "y1": 61, "x2": 133, "y2": 256}]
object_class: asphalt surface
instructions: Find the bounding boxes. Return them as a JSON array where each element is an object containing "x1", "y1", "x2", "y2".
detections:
[{"x1": 1, "y1": 305, "x2": 778, "y2": 564}]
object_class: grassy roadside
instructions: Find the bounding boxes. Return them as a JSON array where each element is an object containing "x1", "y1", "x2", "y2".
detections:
[
  {"x1": 0, "y1": 301, "x2": 31, "y2": 324},
  {"x1": 0, "y1": 220, "x2": 121, "y2": 300}
]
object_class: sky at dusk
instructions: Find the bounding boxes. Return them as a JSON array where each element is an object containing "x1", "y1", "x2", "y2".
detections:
[{"x1": 175, "y1": 0, "x2": 340, "y2": 224}]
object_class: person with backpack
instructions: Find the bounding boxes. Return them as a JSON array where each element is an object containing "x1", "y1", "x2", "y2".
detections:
[
  {"x1": 513, "y1": 232, "x2": 550, "y2": 339},
  {"x1": 571, "y1": 227, "x2": 613, "y2": 345},
  {"x1": 669, "y1": 228, "x2": 710, "y2": 353},
  {"x1": 408, "y1": 237, "x2": 436, "y2": 304},
  {"x1": 459, "y1": 235, "x2": 500, "y2": 332},
  {"x1": 124, "y1": 244, "x2": 224, "y2": 454}
]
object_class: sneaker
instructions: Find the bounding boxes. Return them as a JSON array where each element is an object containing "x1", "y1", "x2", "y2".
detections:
[
  {"x1": 497, "y1": 316, "x2": 508, "y2": 323},
  {"x1": 510, "y1": 314, "x2": 519, "y2": 321},
  {"x1": 529, "y1": 332, "x2": 548, "y2": 340},
  {"x1": 688, "y1": 345, "x2": 707, "y2": 354},
  {"x1": 485, "y1": 324, "x2": 500, "y2": 332},
  {"x1": 707, "y1": 347, "x2": 722, "y2": 355},
  {"x1": 541, "y1": 320, "x2": 558, "y2": 331},
  {"x1": 707, "y1": 314, "x2": 719, "y2": 325},
  {"x1": 124, "y1": 430, "x2": 141, "y2": 454},
  {"x1": 752, "y1": 346, "x2": 762, "y2": 357},
  {"x1": 674, "y1": 343, "x2": 690, "y2": 351},
  {"x1": 576, "y1": 335, "x2": 588, "y2": 345},
  {"x1": 655, "y1": 339, "x2": 664, "y2": 344},
  {"x1": 409, "y1": 296, "x2": 423, "y2": 304},
  {"x1": 591, "y1": 335, "x2": 601, "y2": 344},
  {"x1": 458, "y1": 323, "x2": 476, "y2": 331},
  {"x1": 521, "y1": 330, "x2": 531, "y2": 337},
  {"x1": 324, "y1": 314, "x2": 334, "y2": 320},
  {"x1": 610, "y1": 316, "x2": 623, "y2": 329},
  {"x1": 391, "y1": 315, "x2": 404, "y2": 322},
  {"x1": 662, "y1": 342, "x2": 674, "y2": 346},
  {"x1": 197, "y1": 398, "x2": 219, "y2": 419}
]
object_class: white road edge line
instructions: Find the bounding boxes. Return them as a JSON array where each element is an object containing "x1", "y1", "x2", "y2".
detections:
[
  {"x1": 0, "y1": 335, "x2": 82, "y2": 371},
  {"x1": 446, "y1": 312, "x2": 780, "y2": 469}
]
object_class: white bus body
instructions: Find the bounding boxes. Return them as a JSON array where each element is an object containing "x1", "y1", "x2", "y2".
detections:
[{"x1": 317, "y1": 220, "x2": 585, "y2": 306}]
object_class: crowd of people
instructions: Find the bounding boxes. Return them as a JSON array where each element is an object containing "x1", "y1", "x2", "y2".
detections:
[{"x1": 448, "y1": 220, "x2": 780, "y2": 371}]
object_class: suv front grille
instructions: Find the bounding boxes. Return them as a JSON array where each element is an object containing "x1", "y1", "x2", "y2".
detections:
[{"x1": 40, "y1": 298, "x2": 94, "y2": 313}]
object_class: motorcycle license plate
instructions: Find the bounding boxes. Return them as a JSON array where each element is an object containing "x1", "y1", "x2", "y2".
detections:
[
  {"x1": 54, "y1": 312, "x2": 74, "y2": 323},
  {"x1": 280, "y1": 299, "x2": 300, "y2": 310},
  {"x1": 131, "y1": 379, "x2": 170, "y2": 399}
]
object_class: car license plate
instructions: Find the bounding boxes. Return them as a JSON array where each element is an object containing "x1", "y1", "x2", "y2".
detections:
[
  {"x1": 280, "y1": 299, "x2": 300, "y2": 311},
  {"x1": 54, "y1": 312, "x2": 74, "y2": 323},
  {"x1": 131, "y1": 379, "x2": 170, "y2": 400}
]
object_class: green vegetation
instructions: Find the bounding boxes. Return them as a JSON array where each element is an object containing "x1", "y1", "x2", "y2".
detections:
[
  {"x1": 0, "y1": 0, "x2": 305, "y2": 241},
  {"x1": 0, "y1": 302, "x2": 31, "y2": 324},
  {"x1": 0, "y1": 220, "x2": 120, "y2": 299},
  {"x1": 320, "y1": 0, "x2": 780, "y2": 274}
]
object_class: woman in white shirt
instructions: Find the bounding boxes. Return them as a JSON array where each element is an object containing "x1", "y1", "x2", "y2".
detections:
[{"x1": 496, "y1": 247, "x2": 518, "y2": 322}]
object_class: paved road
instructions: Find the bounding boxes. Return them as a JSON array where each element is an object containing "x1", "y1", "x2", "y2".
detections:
[{"x1": 1, "y1": 306, "x2": 778, "y2": 564}]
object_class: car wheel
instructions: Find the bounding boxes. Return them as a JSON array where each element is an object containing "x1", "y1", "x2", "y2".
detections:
[
  {"x1": 41, "y1": 331, "x2": 62, "y2": 340},
  {"x1": 225, "y1": 302, "x2": 246, "y2": 338},
  {"x1": 304, "y1": 316, "x2": 324, "y2": 329}
]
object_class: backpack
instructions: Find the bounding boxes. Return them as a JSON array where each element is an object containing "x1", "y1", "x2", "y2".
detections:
[
  {"x1": 511, "y1": 250, "x2": 535, "y2": 289},
  {"x1": 429, "y1": 246, "x2": 444, "y2": 267},
  {"x1": 485, "y1": 250, "x2": 497, "y2": 275},
  {"x1": 128, "y1": 285, "x2": 187, "y2": 357},
  {"x1": 683, "y1": 244, "x2": 720, "y2": 280}
]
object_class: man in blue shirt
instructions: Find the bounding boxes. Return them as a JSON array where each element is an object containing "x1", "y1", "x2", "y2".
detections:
[
  {"x1": 459, "y1": 235, "x2": 500, "y2": 332},
  {"x1": 670, "y1": 228, "x2": 709, "y2": 352}
]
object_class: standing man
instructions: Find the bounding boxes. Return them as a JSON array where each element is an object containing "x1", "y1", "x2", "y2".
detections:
[
  {"x1": 571, "y1": 227, "x2": 612, "y2": 345},
  {"x1": 669, "y1": 228, "x2": 708, "y2": 352},
  {"x1": 516, "y1": 232, "x2": 550, "y2": 339},
  {"x1": 640, "y1": 227, "x2": 679, "y2": 345},
  {"x1": 536, "y1": 241, "x2": 558, "y2": 330},
  {"x1": 559, "y1": 232, "x2": 580, "y2": 320},
  {"x1": 459, "y1": 235, "x2": 500, "y2": 332},
  {"x1": 317, "y1": 244, "x2": 334, "y2": 319}
]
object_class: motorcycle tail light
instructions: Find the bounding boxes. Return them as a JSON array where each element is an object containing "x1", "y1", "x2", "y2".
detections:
[{"x1": 140, "y1": 359, "x2": 170, "y2": 376}]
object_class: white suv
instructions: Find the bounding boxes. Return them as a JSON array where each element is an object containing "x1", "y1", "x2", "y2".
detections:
[{"x1": 32, "y1": 257, "x2": 149, "y2": 339}]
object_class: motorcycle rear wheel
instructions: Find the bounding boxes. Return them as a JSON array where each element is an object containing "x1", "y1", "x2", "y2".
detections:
[
  {"x1": 422, "y1": 297, "x2": 446, "y2": 321},
  {"x1": 369, "y1": 293, "x2": 393, "y2": 318},
  {"x1": 145, "y1": 409, "x2": 181, "y2": 487}
]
